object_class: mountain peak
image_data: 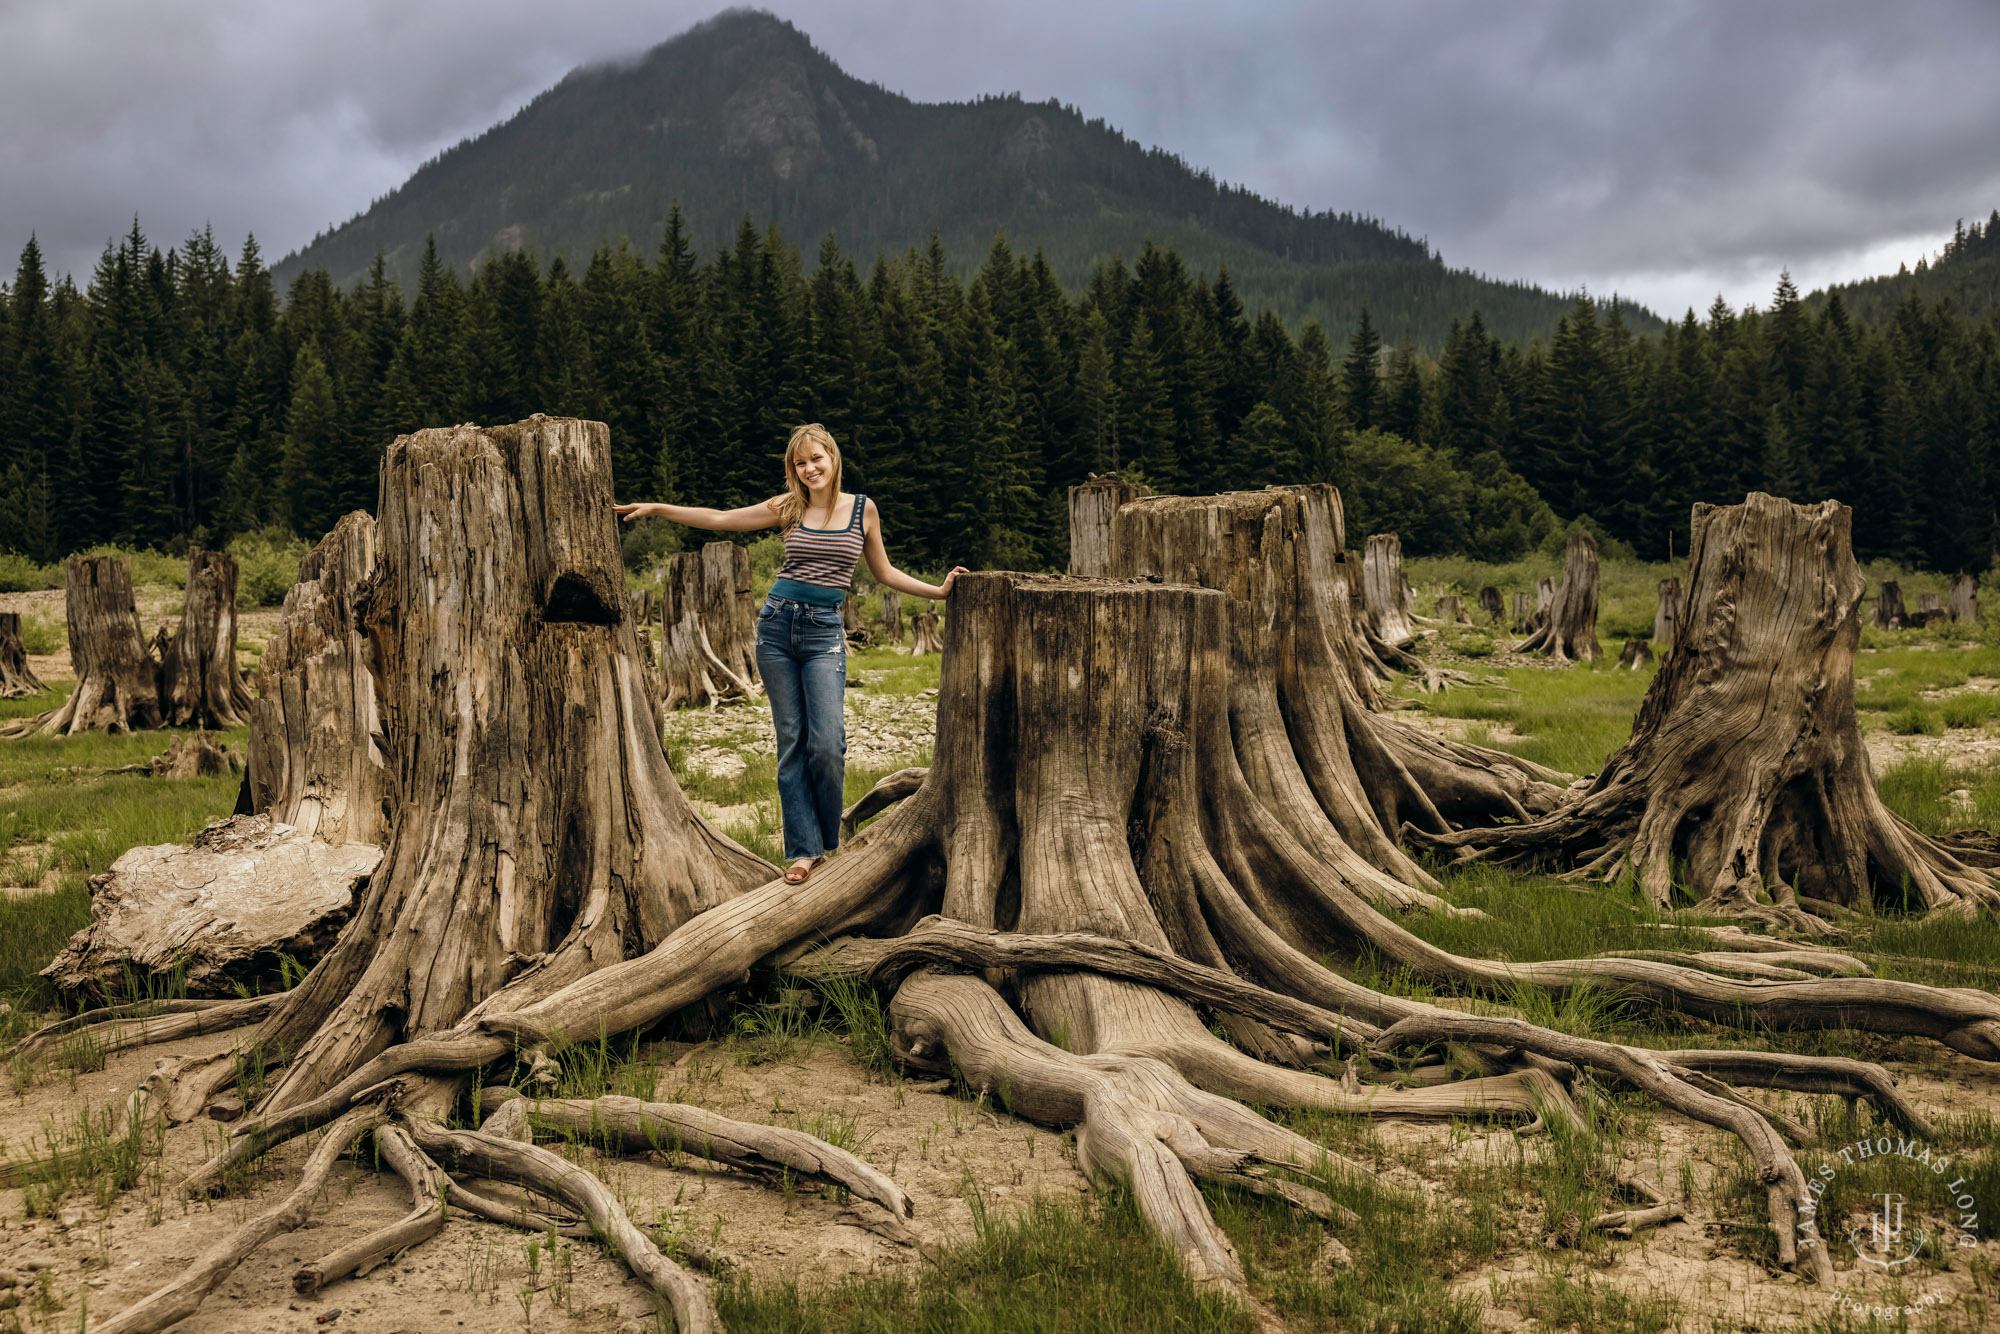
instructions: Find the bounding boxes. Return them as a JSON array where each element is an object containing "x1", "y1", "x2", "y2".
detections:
[{"x1": 276, "y1": 11, "x2": 1618, "y2": 347}]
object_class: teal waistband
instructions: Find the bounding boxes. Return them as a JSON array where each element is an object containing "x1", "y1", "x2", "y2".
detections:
[{"x1": 768, "y1": 579, "x2": 847, "y2": 607}]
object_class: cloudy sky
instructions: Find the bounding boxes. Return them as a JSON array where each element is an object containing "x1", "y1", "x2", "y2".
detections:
[{"x1": 4, "y1": 0, "x2": 1997, "y2": 318}]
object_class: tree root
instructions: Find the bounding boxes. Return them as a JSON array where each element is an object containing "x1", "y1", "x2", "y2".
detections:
[
  {"x1": 1588, "y1": 1174, "x2": 1682, "y2": 1239},
  {"x1": 1371, "y1": 1013, "x2": 1833, "y2": 1284},
  {"x1": 5, "y1": 994, "x2": 276, "y2": 1069},
  {"x1": 406, "y1": 1122, "x2": 720, "y2": 1334},
  {"x1": 839, "y1": 766, "x2": 928, "y2": 842},
  {"x1": 293, "y1": 1124, "x2": 446, "y2": 1295},
  {"x1": 94, "y1": 1105, "x2": 386, "y2": 1334},
  {"x1": 477, "y1": 1087, "x2": 914, "y2": 1220}
]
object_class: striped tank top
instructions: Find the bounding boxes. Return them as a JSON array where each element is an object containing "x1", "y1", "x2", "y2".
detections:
[{"x1": 771, "y1": 493, "x2": 866, "y2": 606}]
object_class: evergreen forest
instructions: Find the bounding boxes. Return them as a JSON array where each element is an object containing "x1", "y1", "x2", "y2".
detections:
[{"x1": 2, "y1": 209, "x2": 1998, "y2": 577}]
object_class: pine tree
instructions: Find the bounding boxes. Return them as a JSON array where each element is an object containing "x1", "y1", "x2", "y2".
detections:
[{"x1": 1340, "y1": 306, "x2": 1382, "y2": 431}]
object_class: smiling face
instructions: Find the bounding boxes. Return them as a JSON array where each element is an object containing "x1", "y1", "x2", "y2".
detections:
[{"x1": 794, "y1": 441, "x2": 833, "y2": 494}]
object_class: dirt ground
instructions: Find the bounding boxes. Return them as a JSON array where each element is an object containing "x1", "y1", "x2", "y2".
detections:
[{"x1": 4, "y1": 1030, "x2": 1996, "y2": 1333}]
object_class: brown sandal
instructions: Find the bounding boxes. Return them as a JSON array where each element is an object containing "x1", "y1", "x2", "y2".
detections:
[{"x1": 783, "y1": 857, "x2": 824, "y2": 884}]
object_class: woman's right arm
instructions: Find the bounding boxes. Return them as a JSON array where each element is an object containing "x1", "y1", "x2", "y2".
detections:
[{"x1": 614, "y1": 498, "x2": 781, "y2": 532}]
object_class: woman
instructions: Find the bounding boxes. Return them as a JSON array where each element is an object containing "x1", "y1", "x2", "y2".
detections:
[{"x1": 616, "y1": 423, "x2": 966, "y2": 884}]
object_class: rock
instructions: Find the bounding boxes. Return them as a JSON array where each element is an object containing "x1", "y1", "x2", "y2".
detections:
[
  {"x1": 56, "y1": 1207, "x2": 86, "y2": 1229},
  {"x1": 1319, "y1": 1236, "x2": 1353, "y2": 1269},
  {"x1": 39, "y1": 815, "x2": 382, "y2": 996},
  {"x1": 205, "y1": 1094, "x2": 246, "y2": 1122}
]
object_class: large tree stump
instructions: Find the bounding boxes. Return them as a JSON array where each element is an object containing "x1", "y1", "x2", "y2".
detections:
[
  {"x1": 1415, "y1": 494, "x2": 2000, "y2": 921},
  {"x1": 658, "y1": 541, "x2": 760, "y2": 709},
  {"x1": 41, "y1": 815, "x2": 380, "y2": 996},
  {"x1": 1509, "y1": 591, "x2": 1535, "y2": 633},
  {"x1": 3, "y1": 556, "x2": 161, "y2": 737},
  {"x1": 1515, "y1": 532, "x2": 1602, "y2": 662},
  {"x1": 1066, "y1": 472, "x2": 1151, "y2": 576},
  {"x1": 1477, "y1": 585, "x2": 1503, "y2": 624},
  {"x1": 1653, "y1": 577, "x2": 1682, "y2": 646},
  {"x1": 248, "y1": 418, "x2": 771, "y2": 1111},
  {"x1": 1949, "y1": 574, "x2": 1978, "y2": 624},
  {"x1": 247, "y1": 512, "x2": 391, "y2": 847},
  {"x1": 1360, "y1": 533, "x2": 1418, "y2": 647},
  {"x1": 881, "y1": 590, "x2": 905, "y2": 643},
  {"x1": 157, "y1": 549, "x2": 256, "y2": 729},
  {"x1": 1874, "y1": 580, "x2": 1906, "y2": 629},
  {"x1": 0, "y1": 611, "x2": 46, "y2": 698},
  {"x1": 1432, "y1": 594, "x2": 1470, "y2": 625}
]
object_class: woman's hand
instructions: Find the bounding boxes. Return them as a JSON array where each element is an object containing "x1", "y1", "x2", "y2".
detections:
[
  {"x1": 613, "y1": 502, "x2": 657, "y2": 523},
  {"x1": 939, "y1": 566, "x2": 971, "y2": 597}
]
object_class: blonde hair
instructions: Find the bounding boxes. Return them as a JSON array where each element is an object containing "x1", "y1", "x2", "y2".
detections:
[{"x1": 774, "y1": 423, "x2": 843, "y2": 531}]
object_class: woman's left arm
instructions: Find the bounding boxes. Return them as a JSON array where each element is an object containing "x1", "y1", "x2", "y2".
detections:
[{"x1": 862, "y1": 500, "x2": 969, "y2": 599}]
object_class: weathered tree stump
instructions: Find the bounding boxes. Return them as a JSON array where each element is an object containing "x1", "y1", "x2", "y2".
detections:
[
  {"x1": 1874, "y1": 580, "x2": 1906, "y2": 629},
  {"x1": 156, "y1": 549, "x2": 256, "y2": 729},
  {"x1": 42, "y1": 815, "x2": 380, "y2": 997},
  {"x1": 1949, "y1": 574, "x2": 1978, "y2": 624},
  {"x1": 1617, "y1": 638, "x2": 1653, "y2": 670},
  {"x1": 658, "y1": 541, "x2": 760, "y2": 710},
  {"x1": 1433, "y1": 594, "x2": 1470, "y2": 625},
  {"x1": 1515, "y1": 533, "x2": 1602, "y2": 662},
  {"x1": 247, "y1": 418, "x2": 771, "y2": 1113},
  {"x1": 1917, "y1": 591, "x2": 1943, "y2": 621},
  {"x1": 1653, "y1": 577, "x2": 1683, "y2": 647},
  {"x1": 1067, "y1": 472, "x2": 1151, "y2": 576},
  {"x1": 843, "y1": 591, "x2": 873, "y2": 649},
  {"x1": 2, "y1": 555, "x2": 161, "y2": 737},
  {"x1": 0, "y1": 611, "x2": 46, "y2": 698},
  {"x1": 1360, "y1": 533, "x2": 1418, "y2": 647},
  {"x1": 112, "y1": 731, "x2": 243, "y2": 779},
  {"x1": 247, "y1": 512, "x2": 391, "y2": 847},
  {"x1": 1416, "y1": 494, "x2": 2000, "y2": 921},
  {"x1": 1509, "y1": 591, "x2": 1535, "y2": 633},
  {"x1": 910, "y1": 603, "x2": 942, "y2": 654},
  {"x1": 1477, "y1": 585, "x2": 1503, "y2": 624},
  {"x1": 881, "y1": 590, "x2": 905, "y2": 643}
]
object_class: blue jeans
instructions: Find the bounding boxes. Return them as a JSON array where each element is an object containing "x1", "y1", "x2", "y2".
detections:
[{"x1": 755, "y1": 596, "x2": 847, "y2": 860}]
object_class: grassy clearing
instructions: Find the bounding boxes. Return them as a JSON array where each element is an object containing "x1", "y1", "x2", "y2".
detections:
[{"x1": 1398, "y1": 661, "x2": 1653, "y2": 776}]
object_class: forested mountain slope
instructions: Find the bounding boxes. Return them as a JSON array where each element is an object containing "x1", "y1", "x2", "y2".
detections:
[
  {"x1": 1815, "y1": 211, "x2": 2000, "y2": 324},
  {"x1": 273, "y1": 9, "x2": 1634, "y2": 349}
]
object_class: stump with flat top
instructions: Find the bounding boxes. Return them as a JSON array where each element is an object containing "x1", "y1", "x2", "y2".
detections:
[
  {"x1": 1066, "y1": 472, "x2": 1151, "y2": 577},
  {"x1": 3, "y1": 556, "x2": 160, "y2": 736},
  {"x1": 658, "y1": 540, "x2": 760, "y2": 709},
  {"x1": 1875, "y1": 580, "x2": 1906, "y2": 629}
]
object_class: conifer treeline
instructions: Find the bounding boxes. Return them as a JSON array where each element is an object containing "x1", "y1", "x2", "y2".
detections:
[{"x1": 2, "y1": 212, "x2": 1997, "y2": 573}]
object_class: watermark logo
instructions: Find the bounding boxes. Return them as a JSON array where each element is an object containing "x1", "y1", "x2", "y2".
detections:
[{"x1": 1796, "y1": 1135, "x2": 1983, "y2": 1314}]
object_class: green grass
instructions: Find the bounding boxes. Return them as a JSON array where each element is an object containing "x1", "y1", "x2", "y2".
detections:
[
  {"x1": 1399, "y1": 664, "x2": 1652, "y2": 776},
  {"x1": 0, "y1": 685, "x2": 246, "y2": 1027},
  {"x1": 716, "y1": 1186, "x2": 1258, "y2": 1334}
]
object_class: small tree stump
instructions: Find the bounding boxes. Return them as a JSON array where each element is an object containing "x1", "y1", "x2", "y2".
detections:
[
  {"x1": 1653, "y1": 577, "x2": 1683, "y2": 647},
  {"x1": 1478, "y1": 586, "x2": 1503, "y2": 624},
  {"x1": 3, "y1": 556, "x2": 161, "y2": 737},
  {"x1": 910, "y1": 604, "x2": 942, "y2": 655},
  {"x1": 1874, "y1": 581, "x2": 1906, "y2": 629},
  {"x1": 158, "y1": 549, "x2": 255, "y2": 729},
  {"x1": 1516, "y1": 534, "x2": 1602, "y2": 663},
  {"x1": 1617, "y1": 639, "x2": 1653, "y2": 671},
  {"x1": 1949, "y1": 574, "x2": 1979, "y2": 624},
  {"x1": 1362, "y1": 534, "x2": 1418, "y2": 648},
  {"x1": 131, "y1": 731, "x2": 243, "y2": 779},
  {"x1": 1509, "y1": 591, "x2": 1535, "y2": 633},
  {"x1": 1417, "y1": 493, "x2": 1999, "y2": 919},
  {"x1": 1433, "y1": 595, "x2": 1470, "y2": 625},
  {"x1": 658, "y1": 542, "x2": 759, "y2": 709},
  {"x1": 1917, "y1": 592, "x2": 1942, "y2": 618},
  {"x1": 881, "y1": 591, "x2": 905, "y2": 644},
  {"x1": 843, "y1": 592, "x2": 873, "y2": 649},
  {"x1": 1067, "y1": 473, "x2": 1151, "y2": 576},
  {"x1": 247, "y1": 512, "x2": 391, "y2": 847},
  {"x1": 41, "y1": 815, "x2": 381, "y2": 996},
  {"x1": 0, "y1": 611, "x2": 46, "y2": 698}
]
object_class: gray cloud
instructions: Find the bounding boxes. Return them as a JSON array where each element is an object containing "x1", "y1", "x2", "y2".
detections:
[{"x1": 4, "y1": 0, "x2": 1997, "y2": 318}]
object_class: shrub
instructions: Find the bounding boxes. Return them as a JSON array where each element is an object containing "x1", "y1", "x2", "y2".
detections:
[
  {"x1": 1888, "y1": 705, "x2": 1943, "y2": 736},
  {"x1": 18, "y1": 614, "x2": 63, "y2": 655},
  {"x1": 0, "y1": 551, "x2": 61, "y2": 592},
  {"x1": 74, "y1": 544, "x2": 186, "y2": 589},
  {"x1": 226, "y1": 528, "x2": 311, "y2": 607}
]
